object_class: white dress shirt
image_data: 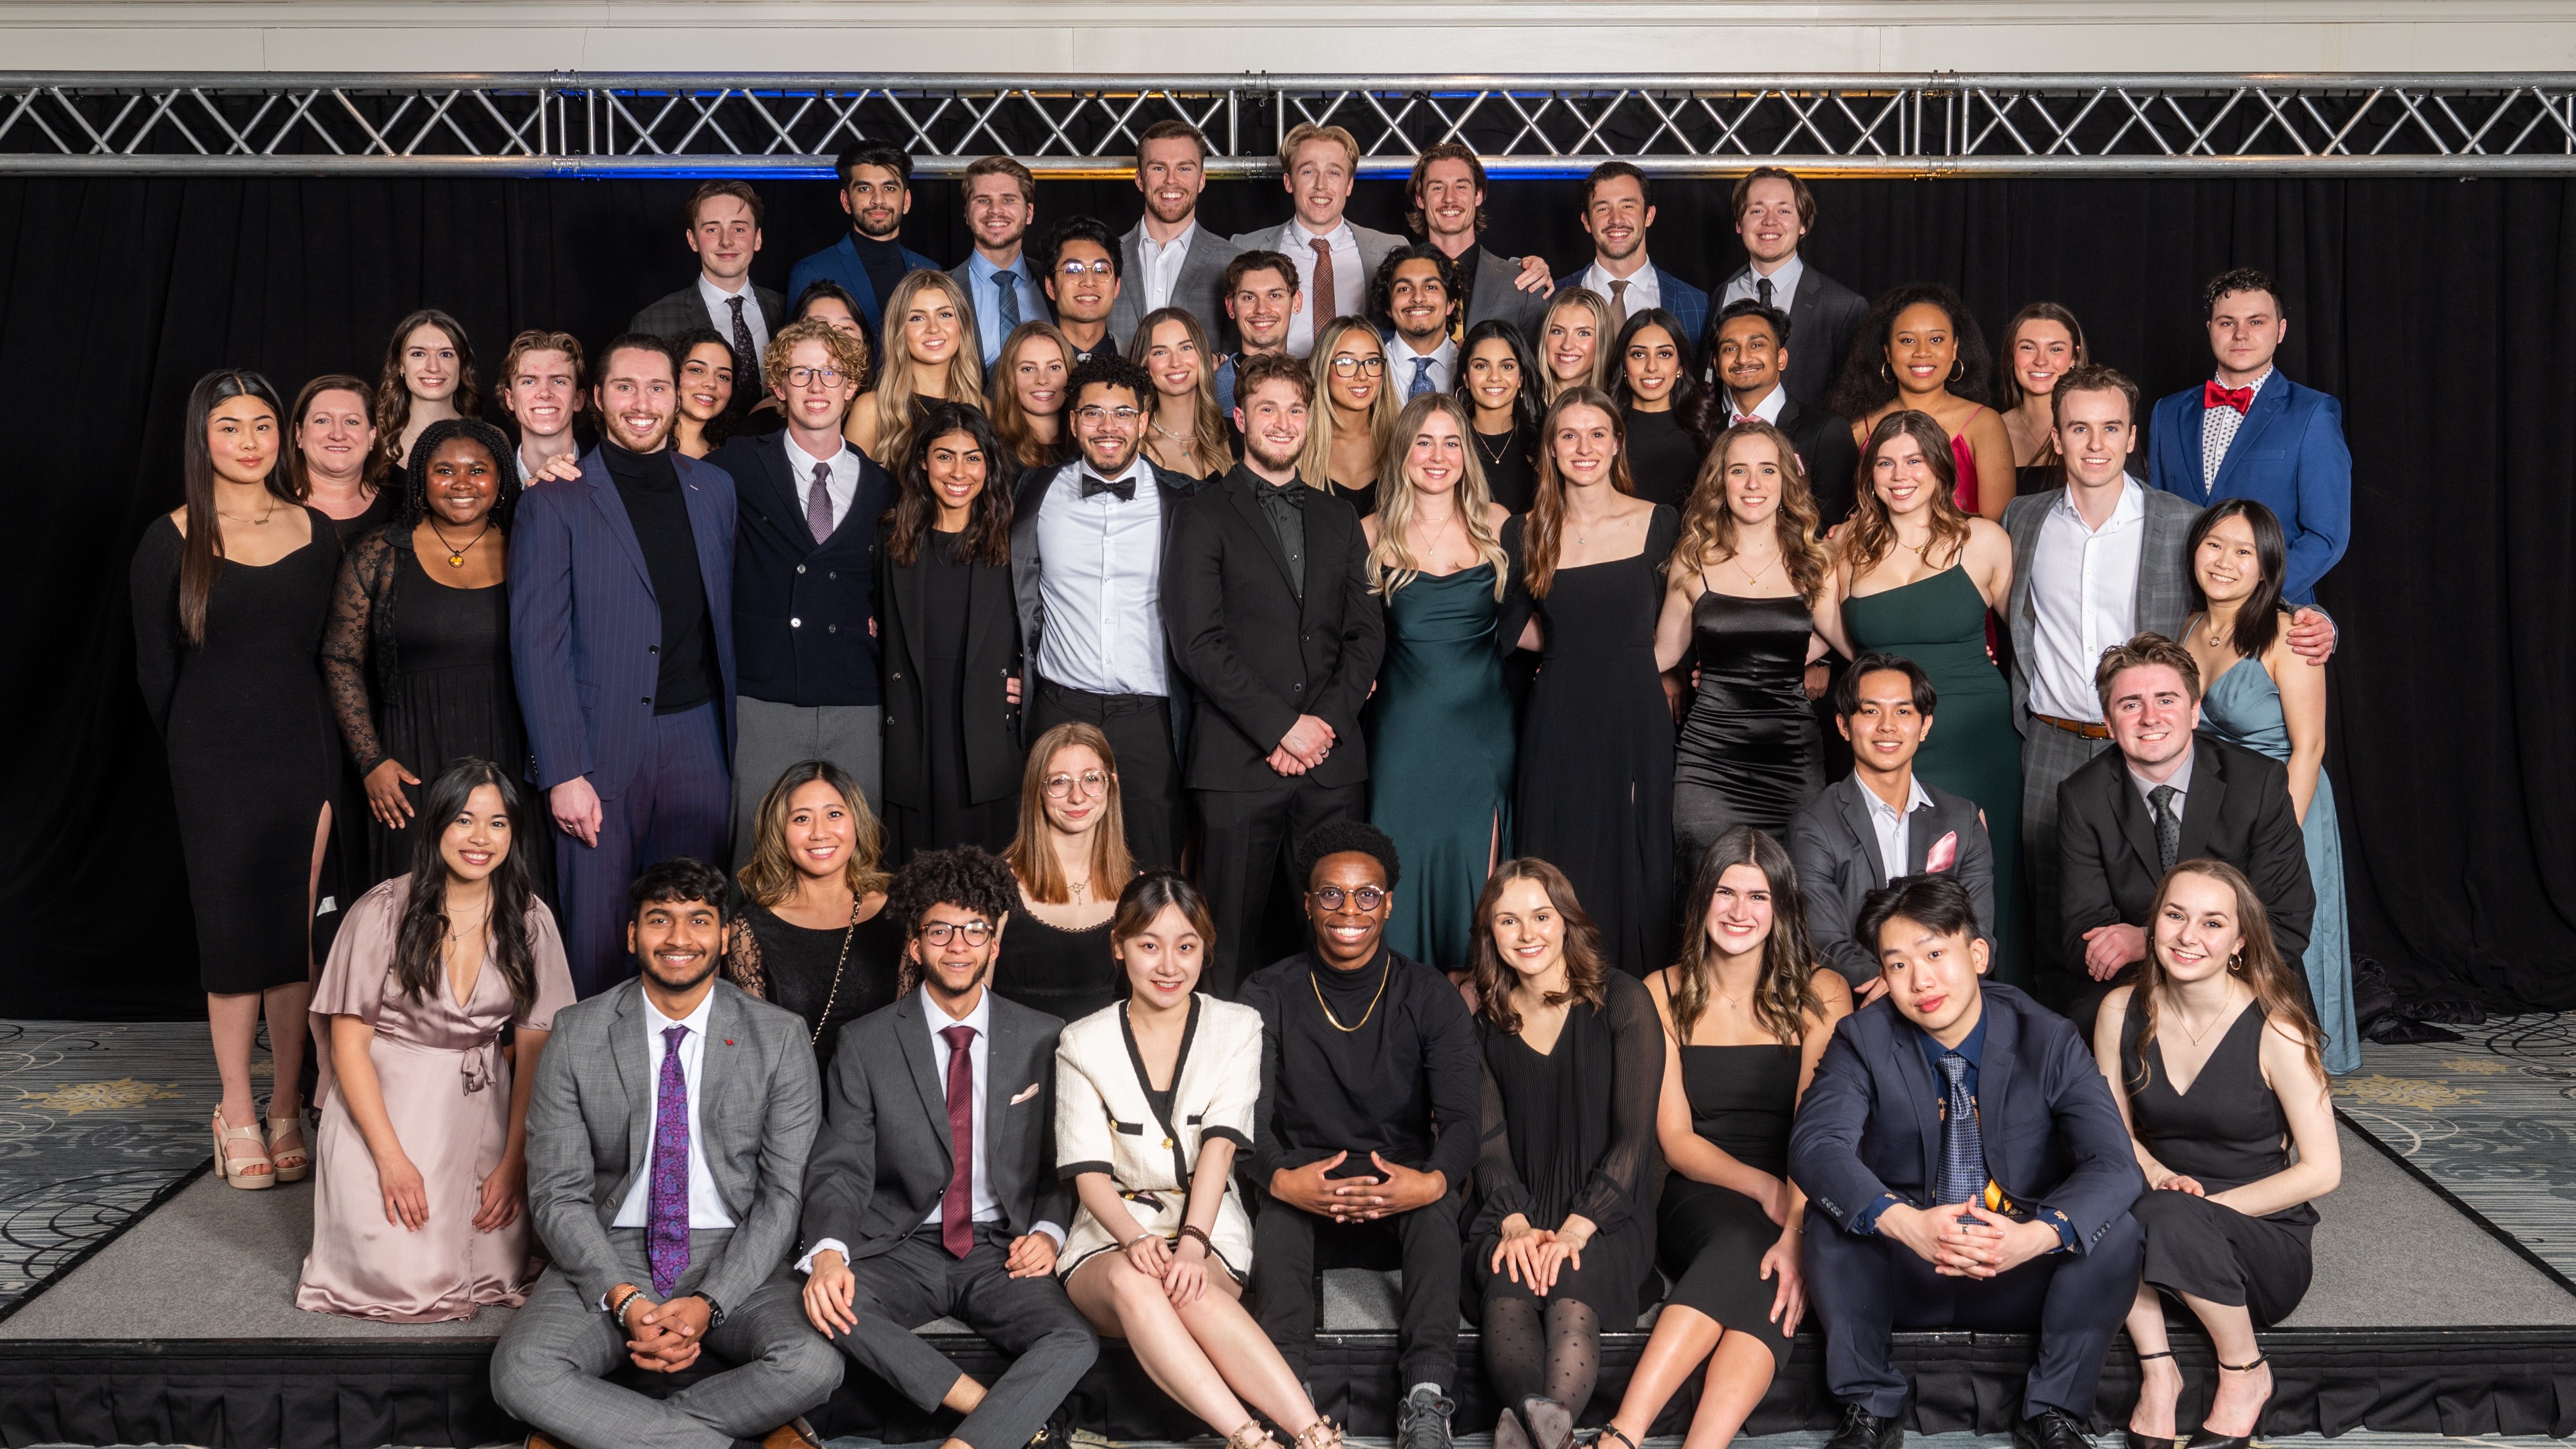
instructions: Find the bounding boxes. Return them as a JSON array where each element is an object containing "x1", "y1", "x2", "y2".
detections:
[
  {"x1": 2130, "y1": 742, "x2": 2196, "y2": 814},
  {"x1": 784, "y1": 431, "x2": 862, "y2": 533},
  {"x1": 1391, "y1": 333, "x2": 1459, "y2": 399},
  {"x1": 1581, "y1": 257, "x2": 1662, "y2": 320},
  {"x1": 613, "y1": 989, "x2": 737, "y2": 1232},
  {"x1": 2026, "y1": 477, "x2": 2147, "y2": 722},
  {"x1": 1860, "y1": 772, "x2": 1935, "y2": 886},
  {"x1": 1721, "y1": 253, "x2": 1806, "y2": 314},
  {"x1": 1727, "y1": 382, "x2": 1788, "y2": 427},
  {"x1": 1138, "y1": 221, "x2": 1199, "y2": 315},
  {"x1": 1285, "y1": 219, "x2": 1363, "y2": 359},
  {"x1": 698, "y1": 272, "x2": 771, "y2": 361},
  {"x1": 2200, "y1": 365, "x2": 2275, "y2": 493},
  {"x1": 1033, "y1": 458, "x2": 1168, "y2": 697}
]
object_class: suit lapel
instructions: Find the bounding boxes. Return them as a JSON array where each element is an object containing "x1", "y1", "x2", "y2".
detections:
[
  {"x1": 2007, "y1": 493, "x2": 2051, "y2": 662},
  {"x1": 1883, "y1": 1016, "x2": 1944, "y2": 1193},
  {"x1": 583, "y1": 455, "x2": 656, "y2": 595},
  {"x1": 1904, "y1": 796, "x2": 1935, "y2": 873},
  {"x1": 893, "y1": 993, "x2": 956, "y2": 1171},
  {"x1": 697, "y1": 987, "x2": 736, "y2": 1203},
  {"x1": 2110, "y1": 766, "x2": 2165, "y2": 880},
  {"x1": 1835, "y1": 782, "x2": 1887, "y2": 889},
  {"x1": 981, "y1": 999, "x2": 1020, "y2": 1188},
  {"x1": 2211, "y1": 379, "x2": 2290, "y2": 499},
  {"x1": 613, "y1": 983, "x2": 652, "y2": 1185},
  {"x1": 1227, "y1": 479, "x2": 1301, "y2": 595},
  {"x1": 2182, "y1": 394, "x2": 2212, "y2": 497},
  {"x1": 962, "y1": 543, "x2": 1005, "y2": 676},
  {"x1": 1976, "y1": 995, "x2": 2018, "y2": 1188},
  {"x1": 2176, "y1": 741, "x2": 2222, "y2": 861}
]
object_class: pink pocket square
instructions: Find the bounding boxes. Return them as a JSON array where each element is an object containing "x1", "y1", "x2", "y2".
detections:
[{"x1": 1924, "y1": 831, "x2": 1960, "y2": 874}]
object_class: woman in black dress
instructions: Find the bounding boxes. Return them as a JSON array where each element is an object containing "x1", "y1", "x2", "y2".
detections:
[
  {"x1": 997, "y1": 722, "x2": 1136, "y2": 1024},
  {"x1": 1303, "y1": 317, "x2": 1398, "y2": 518},
  {"x1": 724, "y1": 759, "x2": 902, "y2": 1065},
  {"x1": 322, "y1": 418, "x2": 544, "y2": 897},
  {"x1": 2098, "y1": 861, "x2": 2339, "y2": 1449},
  {"x1": 1466, "y1": 859, "x2": 1664, "y2": 1449},
  {"x1": 1654, "y1": 421, "x2": 1831, "y2": 869},
  {"x1": 1458, "y1": 320, "x2": 1543, "y2": 514},
  {"x1": 1996, "y1": 302, "x2": 2087, "y2": 498},
  {"x1": 289, "y1": 373, "x2": 393, "y2": 544},
  {"x1": 1506, "y1": 385, "x2": 1680, "y2": 976},
  {"x1": 1602, "y1": 828, "x2": 1851, "y2": 1449},
  {"x1": 879, "y1": 401, "x2": 1024, "y2": 863},
  {"x1": 1612, "y1": 309, "x2": 1714, "y2": 511},
  {"x1": 130, "y1": 369, "x2": 343, "y2": 1189}
]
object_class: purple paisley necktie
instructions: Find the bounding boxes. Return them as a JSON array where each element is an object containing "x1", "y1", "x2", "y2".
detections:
[{"x1": 649, "y1": 1024, "x2": 692, "y2": 1296}]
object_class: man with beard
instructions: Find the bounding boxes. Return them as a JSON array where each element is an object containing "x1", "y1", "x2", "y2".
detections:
[
  {"x1": 1106, "y1": 121, "x2": 1246, "y2": 352},
  {"x1": 1166, "y1": 352, "x2": 1386, "y2": 992},
  {"x1": 1007, "y1": 354, "x2": 1206, "y2": 872},
  {"x1": 1371, "y1": 244, "x2": 1466, "y2": 401},
  {"x1": 1404, "y1": 142, "x2": 1552, "y2": 337},
  {"x1": 1041, "y1": 215, "x2": 1123, "y2": 365},
  {"x1": 1554, "y1": 161, "x2": 1708, "y2": 345},
  {"x1": 947, "y1": 156, "x2": 1050, "y2": 368},
  {"x1": 499, "y1": 329, "x2": 585, "y2": 486},
  {"x1": 492, "y1": 857, "x2": 841, "y2": 1449},
  {"x1": 511, "y1": 335, "x2": 739, "y2": 996},
  {"x1": 787, "y1": 145, "x2": 942, "y2": 338}
]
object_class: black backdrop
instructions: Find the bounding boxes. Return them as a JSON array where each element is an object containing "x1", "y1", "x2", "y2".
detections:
[{"x1": 3, "y1": 171, "x2": 2570, "y2": 1018}]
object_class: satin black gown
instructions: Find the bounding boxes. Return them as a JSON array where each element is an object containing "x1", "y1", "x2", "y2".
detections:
[{"x1": 1672, "y1": 587, "x2": 1826, "y2": 872}]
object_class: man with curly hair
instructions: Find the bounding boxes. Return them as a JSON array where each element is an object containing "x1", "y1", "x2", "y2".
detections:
[{"x1": 797, "y1": 846, "x2": 1097, "y2": 1449}]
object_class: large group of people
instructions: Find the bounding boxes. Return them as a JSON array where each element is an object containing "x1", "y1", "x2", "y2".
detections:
[{"x1": 129, "y1": 121, "x2": 2365, "y2": 1449}]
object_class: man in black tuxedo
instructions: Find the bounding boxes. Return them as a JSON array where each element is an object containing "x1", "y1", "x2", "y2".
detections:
[
  {"x1": 1790, "y1": 874, "x2": 2144, "y2": 1449},
  {"x1": 1790, "y1": 654, "x2": 1997, "y2": 1000},
  {"x1": 1165, "y1": 351, "x2": 1387, "y2": 993},
  {"x1": 2057, "y1": 633, "x2": 2314, "y2": 1031},
  {"x1": 1711, "y1": 168, "x2": 1867, "y2": 411},
  {"x1": 632, "y1": 181, "x2": 787, "y2": 411}
]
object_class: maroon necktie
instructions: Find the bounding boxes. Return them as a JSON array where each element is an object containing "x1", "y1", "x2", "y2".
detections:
[
  {"x1": 2204, "y1": 379, "x2": 2255, "y2": 414},
  {"x1": 1309, "y1": 237, "x2": 1336, "y2": 329},
  {"x1": 939, "y1": 1024, "x2": 978, "y2": 1257}
]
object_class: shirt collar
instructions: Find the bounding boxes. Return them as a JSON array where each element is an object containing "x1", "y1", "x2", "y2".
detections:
[
  {"x1": 1917, "y1": 1004, "x2": 1988, "y2": 1075},
  {"x1": 1586, "y1": 256, "x2": 1654, "y2": 289},
  {"x1": 2051, "y1": 473, "x2": 2145, "y2": 531},
  {"x1": 2214, "y1": 365, "x2": 2275, "y2": 398},
  {"x1": 1394, "y1": 333, "x2": 1457, "y2": 366},
  {"x1": 1292, "y1": 217, "x2": 1353, "y2": 249},
  {"x1": 922, "y1": 984, "x2": 993, "y2": 1039},
  {"x1": 1060, "y1": 453, "x2": 1153, "y2": 489},
  {"x1": 1858, "y1": 771, "x2": 1933, "y2": 822},
  {"x1": 697, "y1": 272, "x2": 750, "y2": 309},
  {"x1": 646, "y1": 986, "x2": 717, "y2": 1039},
  {"x1": 1745, "y1": 252, "x2": 1804, "y2": 296},
  {"x1": 1143, "y1": 220, "x2": 1199, "y2": 253},
  {"x1": 2128, "y1": 739, "x2": 2197, "y2": 800},
  {"x1": 969, "y1": 249, "x2": 1030, "y2": 284},
  {"x1": 1731, "y1": 383, "x2": 1786, "y2": 423},
  {"x1": 785, "y1": 429, "x2": 849, "y2": 472}
]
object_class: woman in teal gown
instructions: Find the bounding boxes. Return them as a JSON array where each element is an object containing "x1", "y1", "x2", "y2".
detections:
[
  {"x1": 2183, "y1": 500, "x2": 2358, "y2": 1073},
  {"x1": 1364, "y1": 394, "x2": 1519, "y2": 972},
  {"x1": 1817, "y1": 411, "x2": 2027, "y2": 982}
]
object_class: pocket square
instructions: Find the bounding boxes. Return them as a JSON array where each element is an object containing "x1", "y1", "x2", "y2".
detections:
[
  {"x1": 1009, "y1": 1082, "x2": 1042, "y2": 1105},
  {"x1": 1924, "y1": 831, "x2": 1960, "y2": 874}
]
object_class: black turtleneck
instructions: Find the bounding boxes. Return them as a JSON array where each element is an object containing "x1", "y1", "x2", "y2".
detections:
[
  {"x1": 851, "y1": 232, "x2": 910, "y2": 322},
  {"x1": 602, "y1": 441, "x2": 721, "y2": 714}
]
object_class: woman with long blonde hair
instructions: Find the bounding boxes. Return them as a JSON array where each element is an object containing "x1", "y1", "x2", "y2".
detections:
[
  {"x1": 992, "y1": 320, "x2": 1074, "y2": 471},
  {"x1": 1538, "y1": 287, "x2": 1615, "y2": 403},
  {"x1": 1131, "y1": 307, "x2": 1232, "y2": 480},
  {"x1": 1360, "y1": 393, "x2": 1516, "y2": 973},
  {"x1": 995, "y1": 721, "x2": 1138, "y2": 1025},
  {"x1": 1651, "y1": 421, "x2": 1833, "y2": 860},
  {"x1": 724, "y1": 758, "x2": 899, "y2": 1064},
  {"x1": 846, "y1": 269, "x2": 984, "y2": 466},
  {"x1": 1299, "y1": 316, "x2": 1401, "y2": 515},
  {"x1": 1507, "y1": 385, "x2": 1681, "y2": 976}
]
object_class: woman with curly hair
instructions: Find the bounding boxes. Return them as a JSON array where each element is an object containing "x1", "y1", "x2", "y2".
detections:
[
  {"x1": 724, "y1": 757, "x2": 900, "y2": 1064},
  {"x1": 1827, "y1": 283, "x2": 2014, "y2": 520}
]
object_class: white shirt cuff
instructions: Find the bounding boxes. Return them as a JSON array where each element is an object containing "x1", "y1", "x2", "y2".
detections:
[
  {"x1": 797, "y1": 1238, "x2": 850, "y2": 1275},
  {"x1": 1031, "y1": 1221, "x2": 1065, "y2": 1248}
]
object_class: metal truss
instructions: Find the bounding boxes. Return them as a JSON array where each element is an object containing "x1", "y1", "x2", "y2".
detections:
[{"x1": 4, "y1": 72, "x2": 2575, "y2": 177}]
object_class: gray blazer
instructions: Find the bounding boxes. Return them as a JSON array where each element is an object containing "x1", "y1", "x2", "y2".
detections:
[
  {"x1": 630, "y1": 282, "x2": 786, "y2": 344},
  {"x1": 1106, "y1": 220, "x2": 1249, "y2": 356},
  {"x1": 1228, "y1": 218, "x2": 1405, "y2": 323},
  {"x1": 2002, "y1": 481, "x2": 2202, "y2": 734},
  {"x1": 802, "y1": 988, "x2": 1073, "y2": 1261},
  {"x1": 1790, "y1": 774, "x2": 1999, "y2": 989},
  {"x1": 524, "y1": 978, "x2": 820, "y2": 1312},
  {"x1": 947, "y1": 253, "x2": 1052, "y2": 369},
  {"x1": 1463, "y1": 244, "x2": 1550, "y2": 339}
]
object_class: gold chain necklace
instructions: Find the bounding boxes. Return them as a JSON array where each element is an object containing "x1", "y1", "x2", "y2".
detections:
[{"x1": 1310, "y1": 957, "x2": 1393, "y2": 1033}]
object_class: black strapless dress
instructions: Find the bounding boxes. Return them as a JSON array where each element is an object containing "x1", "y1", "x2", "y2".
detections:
[
  {"x1": 1657, "y1": 1041, "x2": 1801, "y2": 1362},
  {"x1": 1672, "y1": 589, "x2": 1825, "y2": 871}
]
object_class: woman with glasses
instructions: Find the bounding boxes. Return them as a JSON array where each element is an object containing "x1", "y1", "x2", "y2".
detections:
[
  {"x1": 878, "y1": 401, "x2": 1024, "y2": 864},
  {"x1": 996, "y1": 722, "x2": 1139, "y2": 1027},
  {"x1": 1301, "y1": 317, "x2": 1400, "y2": 517}
]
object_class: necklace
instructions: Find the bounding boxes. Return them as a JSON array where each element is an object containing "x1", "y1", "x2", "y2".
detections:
[
  {"x1": 216, "y1": 498, "x2": 280, "y2": 526},
  {"x1": 1472, "y1": 429, "x2": 1512, "y2": 470},
  {"x1": 2200, "y1": 613, "x2": 2232, "y2": 647},
  {"x1": 1732, "y1": 547, "x2": 1780, "y2": 589},
  {"x1": 1310, "y1": 956, "x2": 1393, "y2": 1033},
  {"x1": 1065, "y1": 875, "x2": 1093, "y2": 902},
  {"x1": 428, "y1": 520, "x2": 492, "y2": 567}
]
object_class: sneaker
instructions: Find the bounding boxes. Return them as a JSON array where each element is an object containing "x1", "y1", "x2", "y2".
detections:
[
  {"x1": 1824, "y1": 1401, "x2": 1905, "y2": 1449},
  {"x1": 1397, "y1": 1385, "x2": 1456, "y2": 1449}
]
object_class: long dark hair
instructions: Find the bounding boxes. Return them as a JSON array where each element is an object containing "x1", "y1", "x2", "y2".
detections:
[
  {"x1": 1470, "y1": 858, "x2": 1609, "y2": 1034},
  {"x1": 373, "y1": 309, "x2": 482, "y2": 475},
  {"x1": 2186, "y1": 498, "x2": 2290, "y2": 659},
  {"x1": 1454, "y1": 318, "x2": 1545, "y2": 439},
  {"x1": 2127, "y1": 858, "x2": 2325, "y2": 1091},
  {"x1": 394, "y1": 758, "x2": 539, "y2": 1015},
  {"x1": 1994, "y1": 301, "x2": 2088, "y2": 412},
  {"x1": 887, "y1": 401, "x2": 1014, "y2": 568},
  {"x1": 1827, "y1": 282, "x2": 1993, "y2": 421},
  {"x1": 402, "y1": 416, "x2": 522, "y2": 532},
  {"x1": 1669, "y1": 827, "x2": 1824, "y2": 1046},
  {"x1": 177, "y1": 369, "x2": 293, "y2": 646},
  {"x1": 1610, "y1": 307, "x2": 1714, "y2": 452}
]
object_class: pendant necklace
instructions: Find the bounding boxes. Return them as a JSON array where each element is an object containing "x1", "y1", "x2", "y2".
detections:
[{"x1": 429, "y1": 521, "x2": 492, "y2": 567}]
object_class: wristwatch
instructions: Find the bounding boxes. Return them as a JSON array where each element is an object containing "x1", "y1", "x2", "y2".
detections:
[{"x1": 685, "y1": 1290, "x2": 728, "y2": 1327}]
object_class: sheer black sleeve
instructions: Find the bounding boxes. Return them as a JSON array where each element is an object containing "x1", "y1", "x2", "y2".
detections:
[
  {"x1": 128, "y1": 519, "x2": 183, "y2": 735},
  {"x1": 1568, "y1": 972, "x2": 1667, "y2": 1234},
  {"x1": 323, "y1": 529, "x2": 396, "y2": 776},
  {"x1": 1470, "y1": 1035, "x2": 1535, "y2": 1242}
]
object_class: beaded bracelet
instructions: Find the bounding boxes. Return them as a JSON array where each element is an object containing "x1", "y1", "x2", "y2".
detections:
[{"x1": 1179, "y1": 1225, "x2": 1216, "y2": 1254}]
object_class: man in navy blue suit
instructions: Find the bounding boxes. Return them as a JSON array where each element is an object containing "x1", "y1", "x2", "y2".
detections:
[
  {"x1": 1553, "y1": 161, "x2": 1708, "y2": 347},
  {"x1": 785, "y1": 146, "x2": 942, "y2": 339},
  {"x1": 511, "y1": 334, "x2": 739, "y2": 997},
  {"x1": 1790, "y1": 874, "x2": 2143, "y2": 1449},
  {"x1": 2145, "y1": 268, "x2": 2351, "y2": 606}
]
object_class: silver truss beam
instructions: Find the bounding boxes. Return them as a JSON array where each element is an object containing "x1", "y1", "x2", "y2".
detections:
[{"x1": 2, "y1": 73, "x2": 2573, "y2": 177}]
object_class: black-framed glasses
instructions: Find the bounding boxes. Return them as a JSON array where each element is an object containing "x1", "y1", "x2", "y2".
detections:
[
  {"x1": 920, "y1": 920, "x2": 995, "y2": 946},
  {"x1": 1328, "y1": 355, "x2": 1387, "y2": 377},
  {"x1": 786, "y1": 365, "x2": 847, "y2": 387},
  {"x1": 1309, "y1": 886, "x2": 1387, "y2": 912},
  {"x1": 1044, "y1": 770, "x2": 1110, "y2": 799}
]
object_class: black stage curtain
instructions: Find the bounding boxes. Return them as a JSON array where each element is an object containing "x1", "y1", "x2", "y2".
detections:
[{"x1": 1, "y1": 174, "x2": 2568, "y2": 1017}]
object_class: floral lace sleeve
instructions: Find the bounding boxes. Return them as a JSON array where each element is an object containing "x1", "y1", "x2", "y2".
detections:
[{"x1": 323, "y1": 530, "x2": 393, "y2": 776}]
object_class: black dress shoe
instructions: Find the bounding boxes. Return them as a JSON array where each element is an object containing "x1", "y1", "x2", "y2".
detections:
[
  {"x1": 2013, "y1": 1407, "x2": 2097, "y2": 1449},
  {"x1": 1824, "y1": 1401, "x2": 1905, "y2": 1449}
]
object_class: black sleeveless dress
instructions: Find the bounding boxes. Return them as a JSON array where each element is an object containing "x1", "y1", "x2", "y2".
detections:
[
  {"x1": 1672, "y1": 588, "x2": 1826, "y2": 871},
  {"x1": 1622, "y1": 406, "x2": 1705, "y2": 510},
  {"x1": 1656, "y1": 1040, "x2": 1802, "y2": 1361},
  {"x1": 994, "y1": 908, "x2": 1122, "y2": 1024},
  {"x1": 2120, "y1": 995, "x2": 2319, "y2": 1326}
]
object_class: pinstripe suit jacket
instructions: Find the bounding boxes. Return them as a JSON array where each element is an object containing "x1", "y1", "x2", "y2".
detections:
[
  {"x1": 509, "y1": 447, "x2": 740, "y2": 798},
  {"x1": 2001, "y1": 479, "x2": 2200, "y2": 736}
]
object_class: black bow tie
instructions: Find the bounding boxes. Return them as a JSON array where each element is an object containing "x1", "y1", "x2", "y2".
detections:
[{"x1": 1080, "y1": 472, "x2": 1136, "y2": 502}]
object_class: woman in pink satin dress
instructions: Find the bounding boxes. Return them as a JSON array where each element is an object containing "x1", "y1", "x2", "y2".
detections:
[{"x1": 297, "y1": 757, "x2": 572, "y2": 1321}]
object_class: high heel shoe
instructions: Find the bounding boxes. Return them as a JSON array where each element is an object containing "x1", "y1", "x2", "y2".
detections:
[
  {"x1": 265, "y1": 1109, "x2": 310, "y2": 1183},
  {"x1": 2184, "y1": 1355, "x2": 2272, "y2": 1449},
  {"x1": 2123, "y1": 1349, "x2": 2179, "y2": 1449},
  {"x1": 210, "y1": 1108, "x2": 274, "y2": 1189}
]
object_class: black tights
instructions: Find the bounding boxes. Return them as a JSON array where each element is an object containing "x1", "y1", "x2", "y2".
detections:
[{"x1": 1482, "y1": 1294, "x2": 1601, "y2": 1414}]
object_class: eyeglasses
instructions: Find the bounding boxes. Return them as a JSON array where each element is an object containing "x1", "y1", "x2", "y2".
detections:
[
  {"x1": 1058, "y1": 259, "x2": 1117, "y2": 278},
  {"x1": 1328, "y1": 356, "x2": 1387, "y2": 377},
  {"x1": 1044, "y1": 770, "x2": 1110, "y2": 799},
  {"x1": 1309, "y1": 886, "x2": 1387, "y2": 912},
  {"x1": 1074, "y1": 405, "x2": 1142, "y2": 425},
  {"x1": 919, "y1": 920, "x2": 995, "y2": 946},
  {"x1": 786, "y1": 365, "x2": 848, "y2": 387}
]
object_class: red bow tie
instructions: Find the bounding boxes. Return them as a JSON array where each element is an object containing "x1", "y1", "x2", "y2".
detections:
[{"x1": 2204, "y1": 380, "x2": 2255, "y2": 415}]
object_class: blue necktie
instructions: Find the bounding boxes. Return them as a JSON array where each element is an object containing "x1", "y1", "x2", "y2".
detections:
[
  {"x1": 994, "y1": 271, "x2": 1022, "y2": 341},
  {"x1": 1408, "y1": 356, "x2": 1435, "y2": 399},
  {"x1": 1935, "y1": 1053, "x2": 1984, "y2": 1211}
]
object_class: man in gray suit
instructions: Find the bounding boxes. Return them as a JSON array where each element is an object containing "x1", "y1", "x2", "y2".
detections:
[
  {"x1": 1231, "y1": 122, "x2": 1403, "y2": 358},
  {"x1": 492, "y1": 858, "x2": 839, "y2": 1449},
  {"x1": 1105, "y1": 120, "x2": 1247, "y2": 354},
  {"x1": 798, "y1": 848, "x2": 1096, "y2": 1449},
  {"x1": 1792, "y1": 655, "x2": 1998, "y2": 999},
  {"x1": 1403, "y1": 142, "x2": 1552, "y2": 339}
]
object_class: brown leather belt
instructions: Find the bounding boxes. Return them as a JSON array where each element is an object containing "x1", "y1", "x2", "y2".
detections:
[{"x1": 2032, "y1": 712, "x2": 2111, "y2": 740}]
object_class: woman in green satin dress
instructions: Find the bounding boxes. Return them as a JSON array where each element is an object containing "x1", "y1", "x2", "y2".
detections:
[
  {"x1": 1814, "y1": 410, "x2": 2028, "y2": 983},
  {"x1": 1363, "y1": 393, "x2": 1519, "y2": 973}
]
